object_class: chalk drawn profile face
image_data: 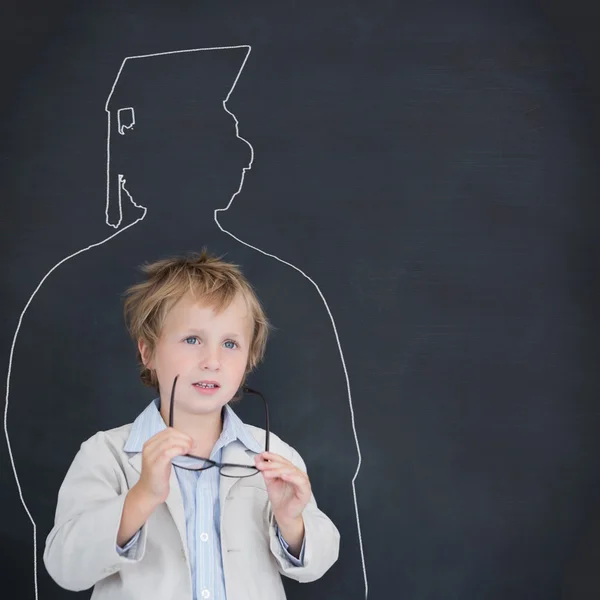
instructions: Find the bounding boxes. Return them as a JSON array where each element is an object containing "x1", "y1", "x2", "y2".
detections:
[{"x1": 104, "y1": 47, "x2": 253, "y2": 229}]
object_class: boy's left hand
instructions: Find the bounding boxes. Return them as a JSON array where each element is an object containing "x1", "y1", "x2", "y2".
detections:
[{"x1": 254, "y1": 451, "x2": 312, "y2": 524}]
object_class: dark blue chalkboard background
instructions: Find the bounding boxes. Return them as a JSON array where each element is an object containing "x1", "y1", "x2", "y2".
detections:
[{"x1": 1, "y1": 1, "x2": 600, "y2": 599}]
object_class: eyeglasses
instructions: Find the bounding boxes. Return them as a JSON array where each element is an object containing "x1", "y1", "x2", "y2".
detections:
[{"x1": 167, "y1": 374, "x2": 270, "y2": 477}]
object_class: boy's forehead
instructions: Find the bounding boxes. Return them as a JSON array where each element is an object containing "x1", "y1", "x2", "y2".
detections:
[{"x1": 166, "y1": 291, "x2": 251, "y2": 330}]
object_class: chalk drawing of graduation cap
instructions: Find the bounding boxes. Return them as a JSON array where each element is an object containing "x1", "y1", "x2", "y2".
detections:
[{"x1": 104, "y1": 45, "x2": 251, "y2": 229}]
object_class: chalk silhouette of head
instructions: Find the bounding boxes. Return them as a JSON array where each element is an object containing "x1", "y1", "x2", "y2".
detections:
[{"x1": 105, "y1": 46, "x2": 252, "y2": 229}]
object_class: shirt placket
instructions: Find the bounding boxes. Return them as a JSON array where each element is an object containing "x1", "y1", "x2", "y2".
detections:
[{"x1": 198, "y1": 464, "x2": 222, "y2": 600}]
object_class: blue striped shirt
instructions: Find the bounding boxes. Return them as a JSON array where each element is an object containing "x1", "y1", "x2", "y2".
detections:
[{"x1": 117, "y1": 399, "x2": 304, "y2": 600}]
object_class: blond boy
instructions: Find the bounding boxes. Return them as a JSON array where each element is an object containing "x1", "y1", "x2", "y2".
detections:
[{"x1": 43, "y1": 251, "x2": 340, "y2": 600}]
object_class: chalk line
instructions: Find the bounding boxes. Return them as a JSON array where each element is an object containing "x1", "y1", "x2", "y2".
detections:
[{"x1": 4, "y1": 44, "x2": 368, "y2": 599}]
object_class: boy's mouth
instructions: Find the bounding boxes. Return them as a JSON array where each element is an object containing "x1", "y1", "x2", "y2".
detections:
[{"x1": 193, "y1": 381, "x2": 220, "y2": 390}]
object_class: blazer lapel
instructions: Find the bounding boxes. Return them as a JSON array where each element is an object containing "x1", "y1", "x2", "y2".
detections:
[{"x1": 128, "y1": 452, "x2": 188, "y2": 552}]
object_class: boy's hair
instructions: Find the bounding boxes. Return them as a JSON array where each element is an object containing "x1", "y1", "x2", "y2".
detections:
[{"x1": 123, "y1": 250, "x2": 270, "y2": 392}]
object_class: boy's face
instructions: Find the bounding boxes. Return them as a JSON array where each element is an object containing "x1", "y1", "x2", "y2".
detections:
[{"x1": 139, "y1": 291, "x2": 252, "y2": 418}]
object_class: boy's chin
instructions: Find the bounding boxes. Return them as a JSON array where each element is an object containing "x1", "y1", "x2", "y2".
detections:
[{"x1": 186, "y1": 390, "x2": 232, "y2": 409}]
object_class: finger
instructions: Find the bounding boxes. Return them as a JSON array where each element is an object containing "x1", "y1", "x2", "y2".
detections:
[
  {"x1": 167, "y1": 425, "x2": 197, "y2": 444},
  {"x1": 272, "y1": 471, "x2": 311, "y2": 497},
  {"x1": 148, "y1": 439, "x2": 194, "y2": 464},
  {"x1": 152, "y1": 427, "x2": 195, "y2": 444},
  {"x1": 156, "y1": 430, "x2": 196, "y2": 451},
  {"x1": 261, "y1": 466, "x2": 304, "y2": 482},
  {"x1": 143, "y1": 429, "x2": 172, "y2": 449},
  {"x1": 255, "y1": 452, "x2": 294, "y2": 468},
  {"x1": 263, "y1": 470, "x2": 311, "y2": 496},
  {"x1": 278, "y1": 470, "x2": 311, "y2": 490},
  {"x1": 165, "y1": 428, "x2": 196, "y2": 448},
  {"x1": 256, "y1": 461, "x2": 297, "y2": 475},
  {"x1": 154, "y1": 444, "x2": 192, "y2": 466},
  {"x1": 256, "y1": 456, "x2": 301, "y2": 474},
  {"x1": 148, "y1": 437, "x2": 192, "y2": 458},
  {"x1": 144, "y1": 429, "x2": 195, "y2": 453},
  {"x1": 164, "y1": 445, "x2": 192, "y2": 460}
]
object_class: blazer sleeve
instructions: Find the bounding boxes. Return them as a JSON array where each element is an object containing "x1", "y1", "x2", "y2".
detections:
[
  {"x1": 267, "y1": 444, "x2": 340, "y2": 583},
  {"x1": 43, "y1": 431, "x2": 148, "y2": 591}
]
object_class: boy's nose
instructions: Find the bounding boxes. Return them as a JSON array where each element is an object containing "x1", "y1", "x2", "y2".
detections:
[{"x1": 201, "y1": 350, "x2": 221, "y2": 371}]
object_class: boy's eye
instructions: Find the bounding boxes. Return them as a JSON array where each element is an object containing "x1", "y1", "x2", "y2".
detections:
[
  {"x1": 184, "y1": 336, "x2": 199, "y2": 345},
  {"x1": 223, "y1": 340, "x2": 238, "y2": 350}
]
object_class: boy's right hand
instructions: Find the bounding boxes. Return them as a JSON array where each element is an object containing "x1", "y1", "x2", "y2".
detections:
[{"x1": 133, "y1": 428, "x2": 196, "y2": 506}]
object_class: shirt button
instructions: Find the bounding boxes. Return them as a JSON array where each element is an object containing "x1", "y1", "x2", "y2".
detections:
[
  {"x1": 200, "y1": 532, "x2": 209, "y2": 542},
  {"x1": 201, "y1": 590, "x2": 210, "y2": 599}
]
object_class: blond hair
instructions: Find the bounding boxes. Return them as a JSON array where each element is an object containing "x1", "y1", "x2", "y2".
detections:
[{"x1": 123, "y1": 250, "x2": 270, "y2": 391}]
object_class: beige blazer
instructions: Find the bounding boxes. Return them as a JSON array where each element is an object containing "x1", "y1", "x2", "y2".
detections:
[{"x1": 43, "y1": 422, "x2": 340, "y2": 600}]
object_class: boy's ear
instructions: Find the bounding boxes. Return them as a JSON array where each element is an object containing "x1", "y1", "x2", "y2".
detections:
[{"x1": 138, "y1": 338, "x2": 154, "y2": 368}]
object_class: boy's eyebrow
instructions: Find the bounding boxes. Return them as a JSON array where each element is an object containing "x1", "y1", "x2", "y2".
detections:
[
  {"x1": 185, "y1": 327, "x2": 246, "y2": 339},
  {"x1": 224, "y1": 332, "x2": 244, "y2": 338}
]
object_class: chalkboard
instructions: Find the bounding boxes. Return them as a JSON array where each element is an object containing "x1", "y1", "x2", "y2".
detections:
[{"x1": 2, "y1": 1, "x2": 600, "y2": 599}]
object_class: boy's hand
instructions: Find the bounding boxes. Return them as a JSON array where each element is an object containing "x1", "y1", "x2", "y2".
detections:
[
  {"x1": 254, "y1": 451, "x2": 312, "y2": 525},
  {"x1": 134, "y1": 428, "x2": 195, "y2": 506}
]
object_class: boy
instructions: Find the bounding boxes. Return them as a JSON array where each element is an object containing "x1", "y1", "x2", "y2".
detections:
[{"x1": 43, "y1": 251, "x2": 340, "y2": 600}]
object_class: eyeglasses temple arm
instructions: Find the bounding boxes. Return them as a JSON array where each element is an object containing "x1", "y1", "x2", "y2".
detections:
[
  {"x1": 242, "y1": 386, "x2": 270, "y2": 453},
  {"x1": 169, "y1": 375, "x2": 179, "y2": 428}
]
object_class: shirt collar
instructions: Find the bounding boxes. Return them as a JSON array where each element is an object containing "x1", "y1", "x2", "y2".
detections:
[{"x1": 123, "y1": 398, "x2": 262, "y2": 456}]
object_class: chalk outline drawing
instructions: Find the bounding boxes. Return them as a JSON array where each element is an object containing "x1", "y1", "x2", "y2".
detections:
[{"x1": 4, "y1": 44, "x2": 368, "y2": 599}]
